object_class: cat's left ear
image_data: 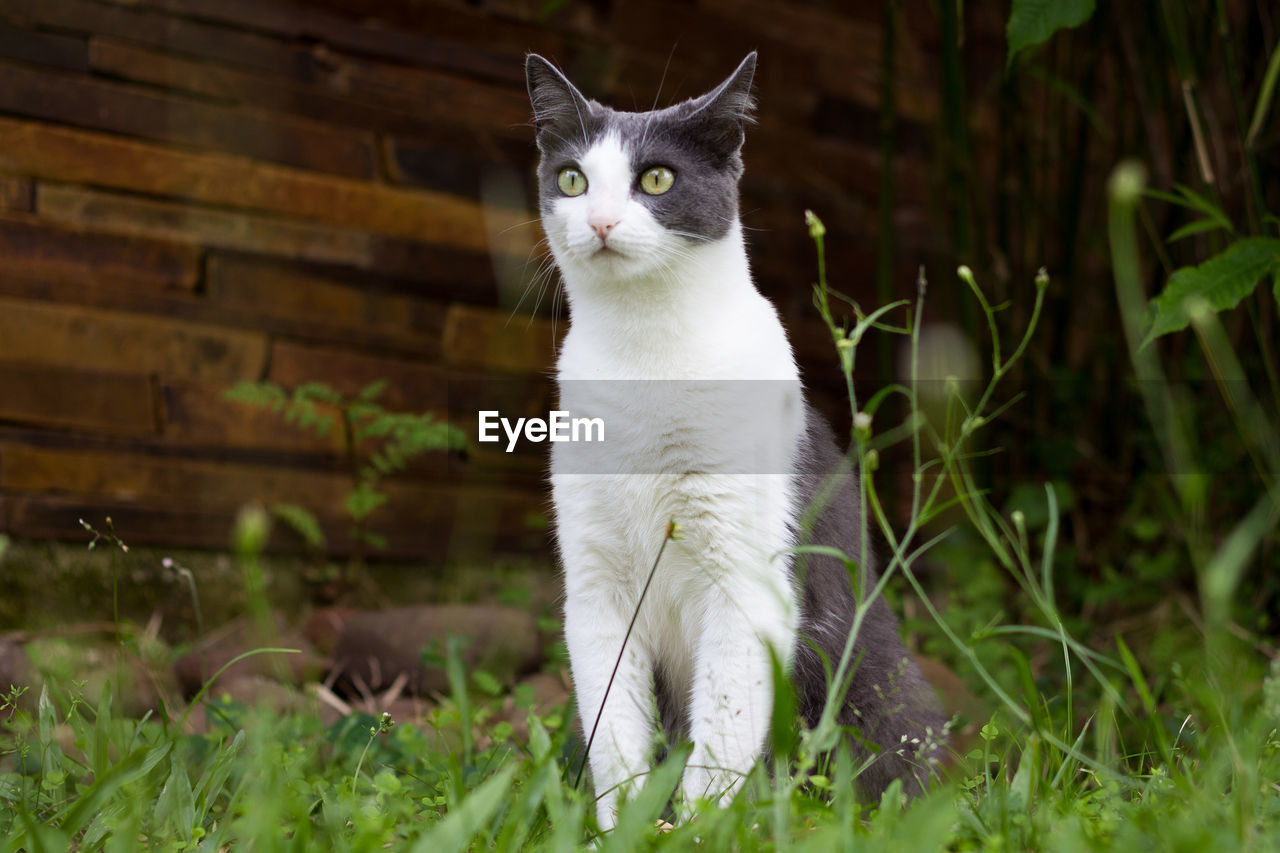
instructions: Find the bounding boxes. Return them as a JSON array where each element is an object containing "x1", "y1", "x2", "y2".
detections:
[
  {"x1": 687, "y1": 52, "x2": 757, "y2": 150},
  {"x1": 526, "y1": 54, "x2": 595, "y2": 150}
]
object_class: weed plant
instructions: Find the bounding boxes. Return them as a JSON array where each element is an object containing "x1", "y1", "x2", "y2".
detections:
[{"x1": 2, "y1": 203, "x2": 1278, "y2": 848}]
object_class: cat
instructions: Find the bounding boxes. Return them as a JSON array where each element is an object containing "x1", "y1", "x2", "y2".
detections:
[{"x1": 525, "y1": 51, "x2": 946, "y2": 831}]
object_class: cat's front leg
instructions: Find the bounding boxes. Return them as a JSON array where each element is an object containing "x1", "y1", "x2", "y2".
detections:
[
  {"x1": 565, "y1": 594, "x2": 656, "y2": 833},
  {"x1": 682, "y1": 572, "x2": 794, "y2": 813}
]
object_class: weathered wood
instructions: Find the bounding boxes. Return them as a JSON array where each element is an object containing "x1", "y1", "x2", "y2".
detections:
[
  {"x1": 0, "y1": 117, "x2": 526, "y2": 251},
  {"x1": 88, "y1": 38, "x2": 437, "y2": 137},
  {"x1": 289, "y1": 0, "x2": 565, "y2": 79},
  {"x1": 205, "y1": 255, "x2": 444, "y2": 359},
  {"x1": 0, "y1": 296, "x2": 268, "y2": 384},
  {"x1": 0, "y1": 211, "x2": 200, "y2": 288},
  {"x1": 264, "y1": 343, "x2": 450, "y2": 414},
  {"x1": 442, "y1": 305, "x2": 560, "y2": 375},
  {"x1": 36, "y1": 183, "x2": 375, "y2": 269},
  {"x1": 0, "y1": 178, "x2": 34, "y2": 212},
  {"x1": 0, "y1": 62, "x2": 376, "y2": 178},
  {"x1": 0, "y1": 22, "x2": 87, "y2": 72},
  {"x1": 0, "y1": 443, "x2": 550, "y2": 556},
  {"x1": 314, "y1": 54, "x2": 531, "y2": 132},
  {"x1": 0, "y1": 361, "x2": 156, "y2": 436},
  {"x1": 0, "y1": 0, "x2": 315, "y2": 78},
  {"x1": 267, "y1": 342, "x2": 448, "y2": 413},
  {"x1": 383, "y1": 131, "x2": 535, "y2": 197},
  {"x1": 0, "y1": 491, "x2": 549, "y2": 558},
  {"x1": 159, "y1": 380, "x2": 343, "y2": 455},
  {"x1": 101, "y1": 0, "x2": 538, "y2": 84}
]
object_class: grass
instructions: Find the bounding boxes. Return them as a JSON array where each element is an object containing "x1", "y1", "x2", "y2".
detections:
[{"x1": 2, "y1": 194, "x2": 1278, "y2": 850}]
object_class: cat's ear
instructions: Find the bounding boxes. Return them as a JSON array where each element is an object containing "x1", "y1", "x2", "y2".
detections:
[
  {"x1": 687, "y1": 52, "x2": 757, "y2": 155},
  {"x1": 526, "y1": 54, "x2": 594, "y2": 149}
]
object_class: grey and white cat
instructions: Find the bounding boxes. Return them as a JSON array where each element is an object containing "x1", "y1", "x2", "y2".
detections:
[{"x1": 526, "y1": 52, "x2": 945, "y2": 830}]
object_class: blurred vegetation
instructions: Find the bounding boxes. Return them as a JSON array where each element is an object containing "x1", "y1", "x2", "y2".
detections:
[{"x1": 902, "y1": 0, "x2": 1280, "y2": 656}]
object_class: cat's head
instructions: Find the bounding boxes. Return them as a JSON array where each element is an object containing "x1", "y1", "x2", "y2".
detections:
[{"x1": 526, "y1": 53, "x2": 756, "y2": 284}]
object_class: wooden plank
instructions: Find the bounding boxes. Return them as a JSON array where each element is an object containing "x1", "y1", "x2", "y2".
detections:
[
  {"x1": 0, "y1": 443, "x2": 549, "y2": 556},
  {"x1": 0, "y1": 296, "x2": 268, "y2": 384},
  {"x1": 0, "y1": 491, "x2": 549, "y2": 558},
  {"x1": 0, "y1": 22, "x2": 88, "y2": 72},
  {"x1": 0, "y1": 211, "x2": 200, "y2": 288},
  {"x1": 0, "y1": 178, "x2": 34, "y2": 212},
  {"x1": 383, "y1": 130, "x2": 534, "y2": 197},
  {"x1": 0, "y1": 117, "x2": 525, "y2": 251},
  {"x1": 316, "y1": 54, "x2": 531, "y2": 132},
  {"x1": 205, "y1": 255, "x2": 444, "y2": 359},
  {"x1": 159, "y1": 380, "x2": 342, "y2": 454},
  {"x1": 442, "y1": 305, "x2": 559, "y2": 375},
  {"x1": 101, "y1": 0, "x2": 537, "y2": 84},
  {"x1": 0, "y1": 0, "x2": 315, "y2": 78},
  {"x1": 0, "y1": 361, "x2": 156, "y2": 436},
  {"x1": 0, "y1": 442, "x2": 349, "y2": 514},
  {"x1": 88, "y1": 38, "x2": 437, "y2": 137},
  {"x1": 36, "y1": 183, "x2": 376, "y2": 269},
  {"x1": 271, "y1": 0, "x2": 563, "y2": 80},
  {"x1": 267, "y1": 341, "x2": 447, "y2": 413},
  {"x1": 0, "y1": 62, "x2": 376, "y2": 178}
]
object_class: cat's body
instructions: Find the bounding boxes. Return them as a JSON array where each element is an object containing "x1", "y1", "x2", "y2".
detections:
[{"x1": 527, "y1": 53, "x2": 944, "y2": 830}]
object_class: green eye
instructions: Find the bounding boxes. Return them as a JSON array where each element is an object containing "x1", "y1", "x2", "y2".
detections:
[
  {"x1": 557, "y1": 168, "x2": 587, "y2": 196},
  {"x1": 639, "y1": 166, "x2": 675, "y2": 195}
]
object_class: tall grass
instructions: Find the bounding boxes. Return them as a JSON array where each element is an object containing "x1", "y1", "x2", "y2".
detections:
[{"x1": 2, "y1": 209, "x2": 1278, "y2": 850}]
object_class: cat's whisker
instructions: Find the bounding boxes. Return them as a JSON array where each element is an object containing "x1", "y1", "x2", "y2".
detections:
[{"x1": 498, "y1": 216, "x2": 545, "y2": 236}]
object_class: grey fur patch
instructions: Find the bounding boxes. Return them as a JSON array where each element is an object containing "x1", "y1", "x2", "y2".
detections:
[
  {"x1": 790, "y1": 401, "x2": 947, "y2": 798},
  {"x1": 525, "y1": 53, "x2": 757, "y2": 242}
]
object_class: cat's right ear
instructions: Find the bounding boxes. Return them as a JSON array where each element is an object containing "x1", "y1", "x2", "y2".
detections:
[{"x1": 526, "y1": 54, "x2": 593, "y2": 150}]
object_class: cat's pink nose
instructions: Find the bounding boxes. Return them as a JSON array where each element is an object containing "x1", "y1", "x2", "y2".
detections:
[{"x1": 590, "y1": 218, "x2": 619, "y2": 242}]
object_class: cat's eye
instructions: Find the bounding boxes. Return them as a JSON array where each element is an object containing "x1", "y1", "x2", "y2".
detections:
[
  {"x1": 557, "y1": 168, "x2": 588, "y2": 196},
  {"x1": 639, "y1": 166, "x2": 676, "y2": 195}
]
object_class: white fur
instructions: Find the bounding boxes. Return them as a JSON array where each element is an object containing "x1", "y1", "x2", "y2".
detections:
[{"x1": 546, "y1": 132, "x2": 806, "y2": 829}]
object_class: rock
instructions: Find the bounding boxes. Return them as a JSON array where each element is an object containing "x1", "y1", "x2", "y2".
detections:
[
  {"x1": 23, "y1": 635, "x2": 177, "y2": 719},
  {"x1": 332, "y1": 605, "x2": 541, "y2": 698},
  {"x1": 173, "y1": 613, "x2": 328, "y2": 697},
  {"x1": 183, "y1": 675, "x2": 331, "y2": 733},
  {"x1": 301, "y1": 607, "x2": 356, "y2": 656}
]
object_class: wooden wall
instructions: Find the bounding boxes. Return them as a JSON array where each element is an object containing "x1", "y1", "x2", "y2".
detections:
[{"x1": 0, "y1": 0, "x2": 985, "y2": 561}]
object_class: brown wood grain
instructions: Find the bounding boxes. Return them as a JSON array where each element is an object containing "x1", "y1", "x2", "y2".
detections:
[
  {"x1": 0, "y1": 444, "x2": 549, "y2": 557},
  {"x1": 0, "y1": 361, "x2": 156, "y2": 436},
  {"x1": 87, "y1": 38, "x2": 436, "y2": 137},
  {"x1": 159, "y1": 380, "x2": 343, "y2": 455},
  {"x1": 0, "y1": 178, "x2": 34, "y2": 212},
  {"x1": 36, "y1": 183, "x2": 376, "y2": 269},
  {"x1": 0, "y1": 62, "x2": 376, "y2": 178},
  {"x1": 0, "y1": 490, "x2": 549, "y2": 558},
  {"x1": 0, "y1": 22, "x2": 87, "y2": 72},
  {"x1": 0, "y1": 211, "x2": 200, "y2": 288},
  {"x1": 267, "y1": 341, "x2": 448, "y2": 414},
  {"x1": 442, "y1": 305, "x2": 560, "y2": 375},
  {"x1": 0, "y1": 296, "x2": 268, "y2": 384},
  {"x1": 0, "y1": 117, "x2": 526, "y2": 250},
  {"x1": 0, "y1": 0, "x2": 315, "y2": 78}
]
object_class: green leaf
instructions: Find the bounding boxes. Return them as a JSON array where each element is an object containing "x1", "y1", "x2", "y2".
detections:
[
  {"x1": 155, "y1": 754, "x2": 196, "y2": 845},
  {"x1": 408, "y1": 764, "x2": 518, "y2": 853},
  {"x1": 270, "y1": 503, "x2": 326, "y2": 550},
  {"x1": 1143, "y1": 238, "x2": 1280, "y2": 344},
  {"x1": 1167, "y1": 217, "x2": 1231, "y2": 243},
  {"x1": 1007, "y1": 0, "x2": 1095, "y2": 66},
  {"x1": 768, "y1": 644, "x2": 798, "y2": 757}
]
